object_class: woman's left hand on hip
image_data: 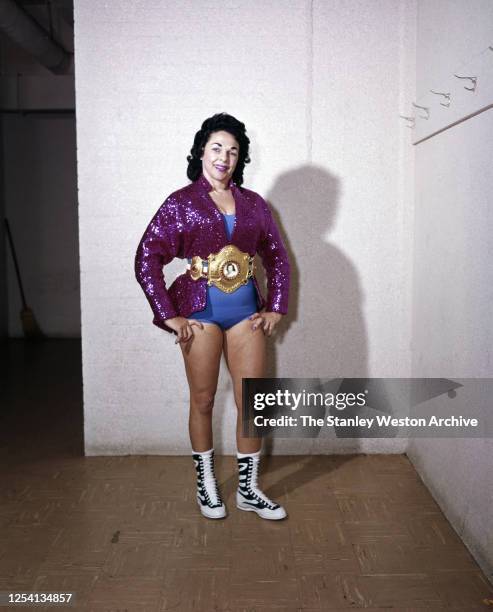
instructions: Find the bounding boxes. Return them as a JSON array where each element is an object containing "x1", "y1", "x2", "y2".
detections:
[{"x1": 249, "y1": 310, "x2": 282, "y2": 336}]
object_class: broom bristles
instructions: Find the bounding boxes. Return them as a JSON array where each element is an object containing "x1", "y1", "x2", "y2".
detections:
[{"x1": 20, "y1": 307, "x2": 45, "y2": 340}]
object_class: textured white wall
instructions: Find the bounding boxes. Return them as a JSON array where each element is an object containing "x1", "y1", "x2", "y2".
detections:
[
  {"x1": 412, "y1": 112, "x2": 493, "y2": 377},
  {"x1": 407, "y1": 0, "x2": 493, "y2": 584},
  {"x1": 74, "y1": 0, "x2": 415, "y2": 455}
]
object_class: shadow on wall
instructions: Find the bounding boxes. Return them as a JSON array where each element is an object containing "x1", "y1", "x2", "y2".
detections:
[
  {"x1": 253, "y1": 165, "x2": 369, "y2": 459},
  {"x1": 256, "y1": 164, "x2": 368, "y2": 378},
  {"x1": 250, "y1": 165, "x2": 368, "y2": 474}
]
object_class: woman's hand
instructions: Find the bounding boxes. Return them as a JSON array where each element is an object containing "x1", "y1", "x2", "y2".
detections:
[
  {"x1": 249, "y1": 310, "x2": 282, "y2": 336},
  {"x1": 164, "y1": 317, "x2": 204, "y2": 344}
]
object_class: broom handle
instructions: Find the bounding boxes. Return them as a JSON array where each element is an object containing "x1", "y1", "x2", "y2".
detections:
[{"x1": 4, "y1": 218, "x2": 27, "y2": 309}]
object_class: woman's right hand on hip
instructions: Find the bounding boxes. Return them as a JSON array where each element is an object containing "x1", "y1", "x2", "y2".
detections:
[{"x1": 165, "y1": 317, "x2": 204, "y2": 344}]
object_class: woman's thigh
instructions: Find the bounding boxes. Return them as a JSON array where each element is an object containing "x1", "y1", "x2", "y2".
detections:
[
  {"x1": 223, "y1": 318, "x2": 266, "y2": 408},
  {"x1": 179, "y1": 323, "x2": 224, "y2": 398}
]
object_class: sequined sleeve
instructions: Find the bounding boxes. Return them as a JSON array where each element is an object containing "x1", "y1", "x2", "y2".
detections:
[
  {"x1": 256, "y1": 196, "x2": 290, "y2": 314},
  {"x1": 134, "y1": 195, "x2": 183, "y2": 330}
]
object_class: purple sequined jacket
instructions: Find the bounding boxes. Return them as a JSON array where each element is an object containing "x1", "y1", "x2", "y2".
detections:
[{"x1": 134, "y1": 172, "x2": 290, "y2": 335}]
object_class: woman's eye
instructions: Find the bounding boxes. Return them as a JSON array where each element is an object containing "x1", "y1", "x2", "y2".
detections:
[{"x1": 212, "y1": 148, "x2": 237, "y2": 156}]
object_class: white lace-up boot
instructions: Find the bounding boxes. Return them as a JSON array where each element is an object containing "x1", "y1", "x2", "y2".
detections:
[
  {"x1": 192, "y1": 448, "x2": 227, "y2": 519},
  {"x1": 236, "y1": 450, "x2": 287, "y2": 520}
]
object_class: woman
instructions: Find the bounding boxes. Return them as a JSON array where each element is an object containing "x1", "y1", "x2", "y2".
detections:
[{"x1": 134, "y1": 113, "x2": 290, "y2": 520}]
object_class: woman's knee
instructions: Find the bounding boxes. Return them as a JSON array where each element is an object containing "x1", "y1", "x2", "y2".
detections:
[{"x1": 190, "y1": 390, "x2": 216, "y2": 415}]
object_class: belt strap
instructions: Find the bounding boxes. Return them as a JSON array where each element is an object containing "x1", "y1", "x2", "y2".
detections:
[{"x1": 186, "y1": 257, "x2": 208, "y2": 277}]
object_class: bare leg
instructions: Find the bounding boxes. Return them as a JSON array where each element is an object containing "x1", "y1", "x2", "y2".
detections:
[
  {"x1": 179, "y1": 323, "x2": 224, "y2": 451},
  {"x1": 223, "y1": 317, "x2": 266, "y2": 453}
]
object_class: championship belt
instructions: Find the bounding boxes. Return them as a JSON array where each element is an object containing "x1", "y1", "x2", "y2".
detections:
[{"x1": 187, "y1": 244, "x2": 255, "y2": 293}]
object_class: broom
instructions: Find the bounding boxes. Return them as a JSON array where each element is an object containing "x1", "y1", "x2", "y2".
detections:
[{"x1": 4, "y1": 218, "x2": 45, "y2": 340}]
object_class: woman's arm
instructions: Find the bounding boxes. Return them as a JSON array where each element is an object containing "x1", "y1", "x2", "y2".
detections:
[
  {"x1": 256, "y1": 196, "x2": 290, "y2": 314},
  {"x1": 134, "y1": 195, "x2": 183, "y2": 330}
]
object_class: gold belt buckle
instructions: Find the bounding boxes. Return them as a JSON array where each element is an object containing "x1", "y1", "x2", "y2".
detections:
[
  {"x1": 189, "y1": 256, "x2": 206, "y2": 281},
  {"x1": 207, "y1": 244, "x2": 255, "y2": 293}
]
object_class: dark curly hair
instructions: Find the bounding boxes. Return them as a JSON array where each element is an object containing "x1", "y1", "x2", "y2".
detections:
[{"x1": 186, "y1": 112, "x2": 251, "y2": 186}]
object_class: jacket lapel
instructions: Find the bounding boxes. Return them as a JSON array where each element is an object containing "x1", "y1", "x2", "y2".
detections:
[{"x1": 194, "y1": 172, "x2": 245, "y2": 245}]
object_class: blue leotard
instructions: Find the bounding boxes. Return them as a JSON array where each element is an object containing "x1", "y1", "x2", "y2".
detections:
[{"x1": 187, "y1": 213, "x2": 258, "y2": 330}]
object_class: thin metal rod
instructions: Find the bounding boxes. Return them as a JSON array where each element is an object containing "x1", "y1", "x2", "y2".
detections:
[{"x1": 413, "y1": 103, "x2": 493, "y2": 145}]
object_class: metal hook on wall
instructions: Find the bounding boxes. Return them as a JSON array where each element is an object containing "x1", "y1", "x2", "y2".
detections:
[
  {"x1": 412, "y1": 102, "x2": 430, "y2": 119},
  {"x1": 453, "y1": 74, "x2": 477, "y2": 91},
  {"x1": 429, "y1": 90, "x2": 451, "y2": 107},
  {"x1": 399, "y1": 114, "x2": 415, "y2": 128}
]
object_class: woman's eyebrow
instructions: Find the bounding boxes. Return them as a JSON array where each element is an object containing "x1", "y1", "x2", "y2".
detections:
[{"x1": 211, "y1": 142, "x2": 238, "y2": 150}]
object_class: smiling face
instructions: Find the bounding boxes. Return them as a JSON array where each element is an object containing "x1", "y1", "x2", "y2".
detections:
[{"x1": 200, "y1": 130, "x2": 240, "y2": 188}]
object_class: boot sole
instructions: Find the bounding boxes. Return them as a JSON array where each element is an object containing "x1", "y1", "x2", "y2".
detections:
[
  {"x1": 236, "y1": 501, "x2": 287, "y2": 520},
  {"x1": 197, "y1": 498, "x2": 227, "y2": 519}
]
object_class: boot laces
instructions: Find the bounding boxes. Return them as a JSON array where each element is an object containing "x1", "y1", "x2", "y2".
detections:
[
  {"x1": 249, "y1": 458, "x2": 276, "y2": 508},
  {"x1": 202, "y1": 454, "x2": 221, "y2": 505}
]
